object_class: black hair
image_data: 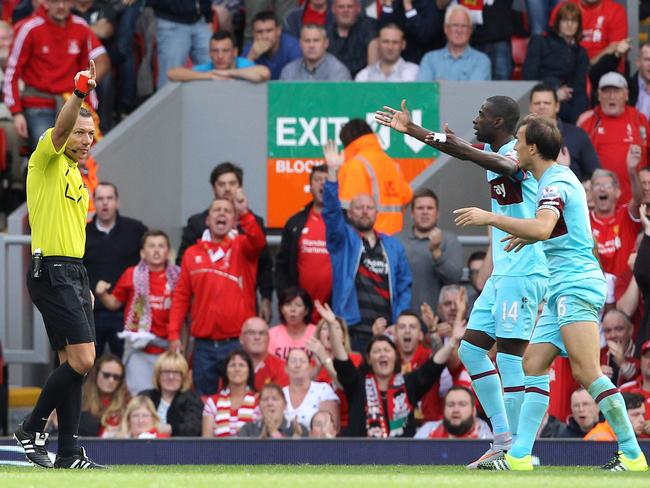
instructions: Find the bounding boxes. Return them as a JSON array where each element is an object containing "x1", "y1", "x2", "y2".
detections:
[
  {"x1": 209, "y1": 161, "x2": 243, "y2": 187},
  {"x1": 339, "y1": 119, "x2": 373, "y2": 147},
  {"x1": 361, "y1": 335, "x2": 401, "y2": 376},
  {"x1": 252, "y1": 10, "x2": 279, "y2": 26},
  {"x1": 530, "y1": 83, "x2": 559, "y2": 104},
  {"x1": 485, "y1": 96, "x2": 520, "y2": 134},
  {"x1": 211, "y1": 30, "x2": 236, "y2": 45},
  {"x1": 222, "y1": 349, "x2": 256, "y2": 391},
  {"x1": 278, "y1": 286, "x2": 314, "y2": 324}
]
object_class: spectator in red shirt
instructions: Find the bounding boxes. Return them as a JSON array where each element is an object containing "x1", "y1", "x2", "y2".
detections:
[
  {"x1": 95, "y1": 230, "x2": 180, "y2": 395},
  {"x1": 239, "y1": 316, "x2": 289, "y2": 391},
  {"x1": 415, "y1": 386, "x2": 492, "y2": 439},
  {"x1": 275, "y1": 164, "x2": 332, "y2": 321},
  {"x1": 589, "y1": 165, "x2": 642, "y2": 282},
  {"x1": 3, "y1": 0, "x2": 110, "y2": 150},
  {"x1": 621, "y1": 339, "x2": 650, "y2": 419},
  {"x1": 600, "y1": 309, "x2": 640, "y2": 386},
  {"x1": 578, "y1": 72, "x2": 650, "y2": 204},
  {"x1": 284, "y1": 0, "x2": 333, "y2": 38},
  {"x1": 168, "y1": 192, "x2": 266, "y2": 395}
]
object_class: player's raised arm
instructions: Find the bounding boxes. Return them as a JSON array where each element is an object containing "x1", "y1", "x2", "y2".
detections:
[
  {"x1": 453, "y1": 205, "x2": 558, "y2": 242},
  {"x1": 52, "y1": 60, "x2": 96, "y2": 151},
  {"x1": 376, "y1": 100, "x2": 519, "y2": 177}
]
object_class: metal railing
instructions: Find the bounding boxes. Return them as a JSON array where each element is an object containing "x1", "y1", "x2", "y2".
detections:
[{"x1": 0, "y1": 233, "x2": 49, "y2": 364}]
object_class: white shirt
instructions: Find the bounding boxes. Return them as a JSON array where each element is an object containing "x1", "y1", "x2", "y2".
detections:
[
  {"x1": 283, "y1": 381, "x2": 339, "y2": 427},
  {"x1": 355, "y1": 58, "x2": 419, "y2": 82},
  {"x1": 156, "y1": 399, "x2": 171, "y2": 424}
]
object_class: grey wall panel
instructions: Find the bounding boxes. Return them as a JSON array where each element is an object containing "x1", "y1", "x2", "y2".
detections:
[{"x1": 92, "y1": 80, "x2": 537, "y2": 252}]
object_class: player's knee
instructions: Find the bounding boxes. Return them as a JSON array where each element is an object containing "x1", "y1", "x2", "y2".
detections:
[
  {"x1": 522, "y1": 354, "x2": 545, "y2": 376},
  {"x1": 458, "y1": 340, "x2": 487, "y2": 368}
]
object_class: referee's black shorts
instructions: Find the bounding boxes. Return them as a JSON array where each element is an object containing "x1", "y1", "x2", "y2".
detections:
[{"x1": 26, "y1": 256, "x2": 96, "y2": 351}]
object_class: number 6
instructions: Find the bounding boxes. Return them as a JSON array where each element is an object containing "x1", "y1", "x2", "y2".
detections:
[{"x1": 557, "y1": 297, "x2": 567, "y2": 317}]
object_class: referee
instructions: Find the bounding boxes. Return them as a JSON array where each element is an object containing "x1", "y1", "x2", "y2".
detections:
[{"x1": 14, "y1": 61, "x2": 104, "y2": 469}]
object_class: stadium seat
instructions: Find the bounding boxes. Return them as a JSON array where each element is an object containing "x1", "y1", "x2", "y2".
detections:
[{"x1": 511, "y1": 36, "x2": 529, "y2": 81}]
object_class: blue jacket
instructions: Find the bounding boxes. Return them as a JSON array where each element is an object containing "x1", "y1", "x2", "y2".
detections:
[{"x1": 323, "y1": 180, "x2": 412, "y2": 327}]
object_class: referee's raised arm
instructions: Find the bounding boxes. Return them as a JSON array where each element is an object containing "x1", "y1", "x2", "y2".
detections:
[{"x1": 52, "y1": 60, "x2": 97, "y2": 152}]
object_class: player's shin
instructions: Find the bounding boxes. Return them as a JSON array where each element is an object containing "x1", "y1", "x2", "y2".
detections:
[
  {"x1": 508, "y1": 375, "x2": 549, "y2": 459},
  {"x1": 497, "y1": 352, "x2": 525, "y2": 439},
  {"x1": 458, "y1": 341, "x2": 510, "y2": 442},
  {"x1": 588, "y1": 376, "x2": 642, "y2": 460}
]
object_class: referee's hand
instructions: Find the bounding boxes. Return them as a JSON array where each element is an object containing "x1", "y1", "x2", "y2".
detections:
[{"x1": 74, "y1": 60, "x2": 97, "y2": 92}]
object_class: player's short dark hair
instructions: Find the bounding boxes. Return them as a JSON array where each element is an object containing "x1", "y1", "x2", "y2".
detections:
[
  {"x1": 517, "y1": 114, "x2": 562, "y2": 161},
  {"x1": 309, "y1": 164, "x2": 328, "y2": 182},
  {"x1": 339, "y1": 119, "x2": 373, "y2": 147},
  {"x1": 252, "y1": 10, "x2": 279, "y2": 26},
  {"x1": 210, "y1": 161, "x2": 243, "y2": 187},
  {"x1": 530, "y1": 83, "x2": 559, "y2": 103},
  {"x1": 622, "y1": 392, "x2": 645, "y2": 410},
  {"x1": 379, "y1": 23, "x2": 404, "y2": 38},
  {"x1": 486, "y1": 96, "x2": 520, "y2": 134},
  {"x1": 445, "y1": 386, "x2": 475, "y2": 407},
  {"x1": 467, "y1": 251, "x2": 486, "y2": 266},
  {"x1": 141, "y1": 229, "x2": 170, "y2": 249},
  {"x1": 96, "y1": 181, "x2": 119, "y2": 199},
  {"x1": 211, "y1": 30, "x2": 236, "y2": 46},
  {"x1": 278, "y1": 286, "x2": 314, "y2": 324},
  {"x1": 78, "y1": 107, "x2": 93, "y2": 118},
  {"x1": 411, "y1": 187, "x2": 439, "y2": 210}
]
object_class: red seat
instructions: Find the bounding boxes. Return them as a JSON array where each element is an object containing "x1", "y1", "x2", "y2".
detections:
[{"x1": 511, "y1": 36, "x2": 529, "y2": 81}]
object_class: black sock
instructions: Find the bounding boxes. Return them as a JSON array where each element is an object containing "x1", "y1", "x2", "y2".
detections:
[
  {"x1": 25, "y1": 362, "x2": 85, "y2": 433},
  {"x1": 56, "y1": 372, "x2": 83, "y2": 457}
]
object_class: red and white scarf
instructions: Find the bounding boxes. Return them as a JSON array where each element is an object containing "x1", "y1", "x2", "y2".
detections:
[
  {"x1": 207, "y1": 388, "x2": 258, "y2": 437},
  {"x1": 364, "y1": 373, "x2": 412, "y2": 438},
  {"x1": 124, "y1": 260, "x2": 180, "y2": 332}
]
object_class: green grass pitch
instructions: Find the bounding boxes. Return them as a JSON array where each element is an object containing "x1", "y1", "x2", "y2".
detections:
[{"x1": 0, "y1": 465, "x2": 648, "y2": 488}]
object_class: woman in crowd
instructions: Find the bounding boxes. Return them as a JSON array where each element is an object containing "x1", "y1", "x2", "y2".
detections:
[
  {"x1": 79, "y1": 354, "x2": 131, "y2": 437},
  {"x1": 316, "y1": 300, "x2": 465, "y2": 437},
  {"x1": 202, "y1": 350, "x2": 258, "y2": 437},
  {"x1": 139, "y1": 351, "x2": 203, "y2": 436},
  {"x1": 308, "y1": 316, "x2": 362, "y2": 429},
  {"x1": 238, "y1": 383, "x2": 309, "y2": 438},
  {"x1": 522, "y1": 1, "x2": 588, "y2": 123},
  {"x1": 268, "y1": 287, "x2": 317, "y2": 361},
  {"x1": 283, "y1": 347, "x2": 340, "y2": 430},
  {"x1": 118, "y1": 395, "x2": 170, "y2": 439}
]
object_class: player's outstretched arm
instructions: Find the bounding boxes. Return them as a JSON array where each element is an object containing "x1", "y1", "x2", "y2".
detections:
[
  {"x1": 375, "y1": 101, "x2": 518, "y2": 177},
  {"x1": 52, "y1": 60, "x2": 96, "y2": 151},
  {"x1": 454, "y1": 207, "x2": 558, "y2": 242}
]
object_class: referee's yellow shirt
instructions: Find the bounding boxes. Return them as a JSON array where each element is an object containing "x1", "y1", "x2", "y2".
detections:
[{"x1": 26, "y1": 129, "x2": 89, "y2": 258}]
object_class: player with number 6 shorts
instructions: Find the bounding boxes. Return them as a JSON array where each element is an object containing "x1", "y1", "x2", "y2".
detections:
[{"x1": 454, "y1": 114, "x2": 647, "y2": 472}]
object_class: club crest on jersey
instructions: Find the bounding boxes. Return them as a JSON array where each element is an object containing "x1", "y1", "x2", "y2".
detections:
[
  {"x1": 68, "y1": 40, "x2": 80, "y2": 55},
  {"x1": 542, "y1": 186, "x2": 560, "y2": 199}
]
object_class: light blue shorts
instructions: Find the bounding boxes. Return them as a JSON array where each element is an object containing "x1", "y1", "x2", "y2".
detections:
[
  {"x1": 467, "y1": 274, "x2": 547, "y2": 341},
  {"x1": 530, "y1": 278, "x2": 607, "y2": 357}
]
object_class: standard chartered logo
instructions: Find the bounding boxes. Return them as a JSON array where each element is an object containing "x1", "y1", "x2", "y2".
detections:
[{"x1": 275, "y1": 110, "x2": 426, "y2": 153}]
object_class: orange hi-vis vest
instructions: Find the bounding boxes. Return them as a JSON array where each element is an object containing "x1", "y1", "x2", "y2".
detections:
[{"x1": 338, "y1": 133, "x2": 413, "y2": 235}]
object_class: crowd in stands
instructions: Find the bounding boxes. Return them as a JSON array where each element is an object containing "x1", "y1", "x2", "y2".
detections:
[{"x1": 1, "y1": 0, "x2": 650, "y2": 443}]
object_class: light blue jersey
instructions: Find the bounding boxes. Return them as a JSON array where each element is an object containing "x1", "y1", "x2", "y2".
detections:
[
  {"x1": 531, "y1": 164, "x2": 607, "y2": 355},
  {"x1": 466, "y1": 140, "x2": 547, "y2": 340},
  {"x1": 484, "y1": 140, "x2": 547, "y2": 277},
  {"x1": 536, "y1": 164, "x2": 605, "y2": 292}
]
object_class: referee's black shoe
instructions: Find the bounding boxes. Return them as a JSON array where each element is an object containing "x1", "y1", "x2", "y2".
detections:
[
  {"x1": 54, "y1": 447, "x2": 107, "y2": 469},
  {"x1": 14, "y1": 421, "x2": 54, "y2": 468}
]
